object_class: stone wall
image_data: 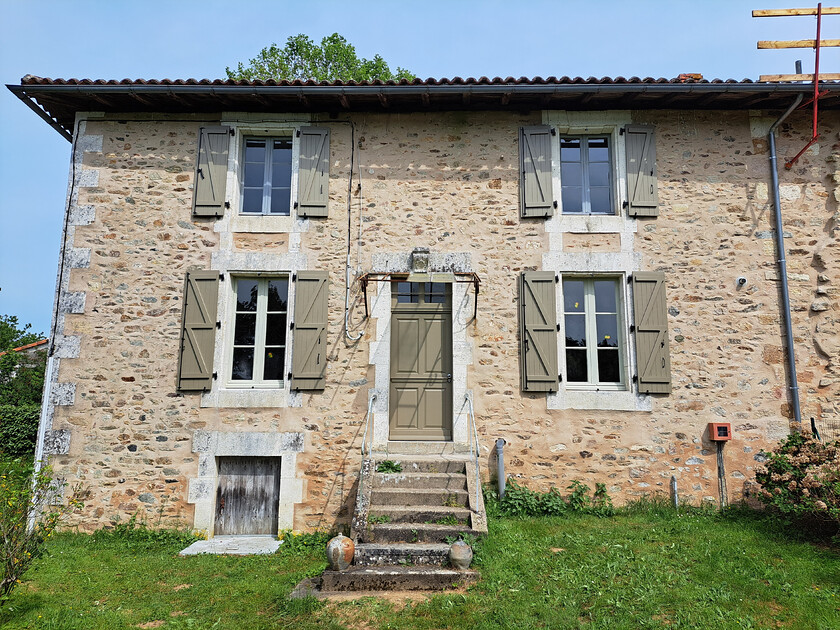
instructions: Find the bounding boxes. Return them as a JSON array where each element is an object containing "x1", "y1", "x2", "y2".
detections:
[{"x1": 42, "y1": 107, "x2": 839, "y2": 532}]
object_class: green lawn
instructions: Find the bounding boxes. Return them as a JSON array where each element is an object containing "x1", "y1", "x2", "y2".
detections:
[{"x1": 2, "y1": 507, "x2": 839, "y2": 630}]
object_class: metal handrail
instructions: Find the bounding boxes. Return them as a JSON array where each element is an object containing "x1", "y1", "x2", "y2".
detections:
[
  {"x1": 465, "y1": 393, "x2": 481, "y2": 511},
  {"x1": 361, "y1": 393, "x2": 377, "y2": 459}
]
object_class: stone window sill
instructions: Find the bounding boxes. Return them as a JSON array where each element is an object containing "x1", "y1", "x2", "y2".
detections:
[
  {"x1": 548, "y1": 388, "x2": 651, "y2": 412},
  {"x1": 200, "y1": 387, "x2": 288, "y2": 409}
]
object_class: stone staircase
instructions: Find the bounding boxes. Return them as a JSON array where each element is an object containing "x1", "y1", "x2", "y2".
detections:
[{"x1": 306, "y1": 453, "x2": 487, "y2": 595}]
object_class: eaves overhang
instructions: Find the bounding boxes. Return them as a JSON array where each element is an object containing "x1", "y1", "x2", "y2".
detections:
[{"x1": 8, "y1": 76, "x2": 840, "y2": 142}]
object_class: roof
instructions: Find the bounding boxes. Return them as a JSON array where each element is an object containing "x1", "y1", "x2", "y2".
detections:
[
  {"x1": 8, "y1": 75, "x2": 840, "y2": 141},
  {"x1": 0, "y1": 338, "x2": 48, "y2": 358}
]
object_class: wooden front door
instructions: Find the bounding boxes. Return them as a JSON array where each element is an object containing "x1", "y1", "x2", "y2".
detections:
[
  {"x1": 214, "y1": 457, "x2": 281, "y2": 536},
  {"x1": 390, "y1": 281, "x2": 452, "y2": 441}
]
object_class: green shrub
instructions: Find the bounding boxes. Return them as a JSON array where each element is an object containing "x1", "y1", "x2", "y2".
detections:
[
  {"x1": 91, "y1": 513, "x2": 203, "y2": 550},
  {"x1": 277, "y1": 530, "x2": 332, "y2": 555},
  {"x1": 486, "y1": 479, "x2": 615, "y2": 518},
  {"x1": 754, "y1": 431, "x2": 840, "y2": 534},
  {"x1": 0, "y1": 404, "x2": 40, "y2": 458},
  {"x1": 1, "y1": 458, "x2": 83, "y2": 603}
]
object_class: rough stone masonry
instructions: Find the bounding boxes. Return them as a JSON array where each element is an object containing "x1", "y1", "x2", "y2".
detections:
[{"x1": 38, "y1": 106, "x2": 840, "y2": 533}]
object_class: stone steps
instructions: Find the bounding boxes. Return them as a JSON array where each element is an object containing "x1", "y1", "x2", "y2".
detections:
[
  {"x1": 354, "y1": 542, "x2": 451, "y2": 567},
  {"x1": 368, "y1": 505, "x2": 472, "y2": 525},
  {"x1": 369, "y1": 523, "x2": 476, "y2": 544},
  {"x1": 373, "y1": 472, "x2": 467, "y2": 490},
  {"x1": 371, "y1": 487, "x2": 470, "y2": 508},
  {"x1": 318, "y1": 566, "x2": 479, "y2": 592}
]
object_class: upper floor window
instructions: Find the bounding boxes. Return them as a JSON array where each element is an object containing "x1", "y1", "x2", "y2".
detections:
[
  {"x1": 241, "y1": 137, "x2": 293, "y2": 215},
  {"x1": 560, "y1": 136, "x2": 612, "y2": 215}
]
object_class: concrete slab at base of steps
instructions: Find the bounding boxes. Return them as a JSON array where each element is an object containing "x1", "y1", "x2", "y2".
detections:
[
  {"x1": 290, "y1": 566, "x2": 480, "y2": 595},
  {"x1": 355, "y1": 542, "x2": 452, "y2": 566}
]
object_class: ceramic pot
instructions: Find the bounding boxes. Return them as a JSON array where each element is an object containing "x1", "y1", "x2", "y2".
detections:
[
  {"x1": 449, "y1": 540, "x2": 473, "y2": 570},
  {"x1": 326, "y1": 534, "x2": 355, "y2": 571}
]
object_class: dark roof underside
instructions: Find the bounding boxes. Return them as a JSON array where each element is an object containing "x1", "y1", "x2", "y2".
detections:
[{"x1": 9, "y1": 76, "x2": 840, "y2": 140}]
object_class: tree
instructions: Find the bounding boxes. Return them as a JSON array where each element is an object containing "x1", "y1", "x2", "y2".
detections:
[
  {"x1": 0, "y1": 316, "x2": 46, "y2": 457},
  {"x1": 226, "y1": 33, "x2": 415, "y2": 83}
]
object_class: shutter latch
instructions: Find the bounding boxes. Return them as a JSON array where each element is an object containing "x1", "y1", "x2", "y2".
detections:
[{"x1": 216, "y1": 321, "x2": 221, "y2": 329}]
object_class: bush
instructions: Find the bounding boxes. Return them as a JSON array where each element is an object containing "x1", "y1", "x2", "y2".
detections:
[
  {"x1": 0, "y1": 404, "x2": 40, "y2": 458},
  {"x1": 0, "y1": 459, "x2": 83, "y2": 603},
  {"x1": 486, "y1": 479, "x2": 614, "y2": 518},
  {"x1": 754, "y1": 431, "x2": 840, "y2": 533},
  {"x1": 91, "y1": 513, "x2": 203, "y2": 550}
]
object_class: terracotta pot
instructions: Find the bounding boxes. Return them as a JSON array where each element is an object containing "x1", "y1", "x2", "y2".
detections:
[
  {"x1": 326, "y1": 534, "x2": 355, "y2": 571},
  {"x1": 449, "y1": 540, "x2": 473, "y2": 570}
]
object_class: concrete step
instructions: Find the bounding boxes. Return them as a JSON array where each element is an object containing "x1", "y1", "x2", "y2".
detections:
[
  {"x1": 369, "y1": 505, "x2": 472, "y2": 525},
  {"x1": 373, "y1": 472, "x2": 468, "y2": 491},
  {"x1": 317, "y1": 566, "x2": 479, "y2": 592},
  {"x1": 355, "y1": 542, "x2": 451, "y2": 566},
  {"x1": 370, "y1": 523, "x2": 481, "y2": 544},
  {"x1": 371, "y1": 488, "x2": 469, "y2": 508}
]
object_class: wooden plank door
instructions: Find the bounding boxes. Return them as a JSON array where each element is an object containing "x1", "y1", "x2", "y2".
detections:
[
  {"x1": 389, "y1": 281, "x2": 452, "y2": 441},
  {"x1": 214, "y1": 457, "x2": 281, "y2": 536}
]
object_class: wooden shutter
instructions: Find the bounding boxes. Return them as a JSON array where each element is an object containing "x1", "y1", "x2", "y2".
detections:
[
  {"x1": 519, "y1": 271, "x2": 559, "y2": 392},
  {"x1": 519, "y1": 126, "x2": 554, "y2": 218},
  {"x1": 624, "y1": 125, "x2": 658, "y2": 217},
  {"x1": 291, "y1": 271, "x2": 329, "y2": 390},
  {"x1": 177, "y1": 270, "x2": 220, "y2": 391},
  {"x1": 297, "y1": 127, "x2": 330, "y2": 218},
  {"x1": 632, "y1": 272, "x2": 671, "y2": 394},
  {"x1": 192, "y1": 126, "x2": 230, "y2": 218}
]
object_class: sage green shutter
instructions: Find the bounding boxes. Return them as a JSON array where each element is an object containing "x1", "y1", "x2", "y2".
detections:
[
  {"x1": 192, "y1": 126, "x2": 230, "y2": 218},
  {"x1": 520, "y1": 126, "x2": 554, "y2": 218},
  {"x1": 519, "y1": 271, "x2": 559, "y2": 392},
  {"x1": 625, "y1": 125, "x2": 658, "y2": 217},
  {"x1": 177, "y1": 270, "x2": 220, "y2": 391},
  {"x1": 632, "y1": 272, "x2": 671, "y2": 394},
  {"x1": 291, "y1": 271, "x2": 329, "y2": 390},
  {"x1": 297, "y1": 127, "x2": 330, "y2": 218}
]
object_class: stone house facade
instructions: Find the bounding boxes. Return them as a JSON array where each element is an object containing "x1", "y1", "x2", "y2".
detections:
[{"x1": 9, "y1": 76, "x2": 840, "y2": 535}]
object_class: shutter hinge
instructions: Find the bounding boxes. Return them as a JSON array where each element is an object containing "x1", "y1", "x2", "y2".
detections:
[
  {"x1": 558, "y1": 374, "x2": 563, "y2": 382},
  {"x1": 224, "y1": 201, "x2": 230, "y2": 209},
  {"x1": 627, "y1": 275, "x2": 633, "y2": 283},
  {"x1": 550, "y1": 128, "x2": 556, "y2": 136},
  {"x1": 294, "y1": 201, "x2": 299, "y2": 209},
  {"x1": 629, "y1": 324, "x2": 635, "y2": 332},
  {"x1": 555, "y1": 274, "x2": 559, "y2": 283},
  {"x1": 292, "y1": 273, "x2": 297, "y2": 282},
  {"x1": 289, "y1": 322, "x2": 294, "y2": 329},
  {"x1": 229, "y1": 128, "x2": 235, "y2": 136},
  {"x1": 212, "y1": 372, "x2": 218, "y2": 380},
  {"x1": 620, "y1": 127, "x2": 626, "y2": 135},
  {"x1": 296, "y1": 130, "x2": 301, "y2": 137},
  {"x1": 623, "y1": 201, "x2": 628, "y2": 209},
  {"x1": 287, "y1": 372, "x2": 293, "y2": 381},
  {"x1": 553, "y1": 200, "x2": 558, "y2": 209},
  {"x1": 219, "y1": 273, "x2": 225, "y2": 281},
  {"x1": 632, "y1": 374, "x2": 638, "y2": 383},
  {"x1": 197, "y1": 168, "x2": 203, "y2": 177},
  {"x1": 216, "y1": 321, "x2": 221, "y2": 329},
  {"x1": 556, "y1": 324, "x2": 561, "y2": 331}
]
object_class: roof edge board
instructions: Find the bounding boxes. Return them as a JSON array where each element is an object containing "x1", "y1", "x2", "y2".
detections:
[{"x1": 6, "y1": 85, "x2": 73, "y2": 142}]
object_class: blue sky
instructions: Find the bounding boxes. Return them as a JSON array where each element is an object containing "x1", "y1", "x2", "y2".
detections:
[{"x1": 0, "y1": 0, "x2": 835, "y2": 335}]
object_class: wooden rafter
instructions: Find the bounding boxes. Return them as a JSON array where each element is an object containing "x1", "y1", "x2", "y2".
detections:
[
  {"x1": 758, "y1": 38, "x2": 840, "y2": 48},
  {"x1": 753, "y1": 6, "x2": 840, "y2": 16}
]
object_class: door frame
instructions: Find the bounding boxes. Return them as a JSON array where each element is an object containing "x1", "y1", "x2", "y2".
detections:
[{"x1": 366, "y1": 253, "x2": 473, "y2": 451}]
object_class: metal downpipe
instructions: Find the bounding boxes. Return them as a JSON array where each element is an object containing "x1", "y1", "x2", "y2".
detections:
[{"x1": 767, "y1": 94, "x2": 804, "y2": 427}]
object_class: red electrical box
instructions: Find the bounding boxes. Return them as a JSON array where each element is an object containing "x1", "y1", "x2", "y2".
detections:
[{"x1": 708, "y1": 422, "x2": 732, "y2": 441}]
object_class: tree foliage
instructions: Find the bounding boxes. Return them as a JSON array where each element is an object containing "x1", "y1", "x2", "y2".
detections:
[
  {"x1": 226, "y1": 33, "x2": 415, "y2": 83},
  {"x1": 0, "y1": 315, "x2": 46, "y2": 408}
]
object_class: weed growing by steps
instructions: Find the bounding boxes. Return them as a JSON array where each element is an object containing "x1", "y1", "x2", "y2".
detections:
[
  {"x1": 376, "y1": 460, "x2": 402, "y2": 473},
  {"x1": 367, "y1": 514, "x2": 391, "y2": 524},
  {"x1": 485, "y1": 479, "x2": 615, "y2": 518}
]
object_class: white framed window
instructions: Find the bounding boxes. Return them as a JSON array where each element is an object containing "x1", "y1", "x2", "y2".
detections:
[
  {"x1": 228, "y1": 276, "x2": 289, "y2": 388},
  {"x1": 241, "y1": 136, "x2": 293, "y2": 216},
  {"x1": 562, "y1": 276, "x2": 626, "y2": 389},
  {"x1": 559, "y1": 135, "x2": 613, "y2": 215}
]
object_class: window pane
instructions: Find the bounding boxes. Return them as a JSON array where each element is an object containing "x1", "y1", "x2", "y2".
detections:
[
  {"x1": 566, "y1": 349, "x2": 588, "y2": 382},
  {"x1": 561, "y1": 186, "x2": 583, "y2": 213},
  {"x1": 589, "y1": 162, "x2": 610, "y2": 188},
  {"x1": 594, "y1": 281, "x2": 617, "y2": 312},
  {"x1": 234, "y1": 313, "x2": 256, "y2": 345},
  {"x1": 244, "y1": 160, "x2": 265, "y2": 187},
  {"x1": 560, "y1": 138, "x2": 581, "y2": 162},
  {"x1": 242, "y1": 188, "x2": 263, "y2": 213},
  {"x1": 267, "y1": 280, "x2": 288, "y2": 311},
  {"x1": 265, "y1": 313, "x2": 287, "y2": 346},
  {"x1": 564, "y1": 314, "x2": 586, "y2": 347},
  {"x1": 270, "y1": 187, "x2": 290, "y2": 215},
  {"x1": 560, "y1": 161, "x2": 582, "y2": 186},
  {"x1": 231, "y1": 348, "x2": 254, "y2": 380},
  {"x1": 272, "y1": 162, "x2": 292, "y2": 187},
  {"x1": 563, "y1": 280, "x2": 585, "y2": 312},
  {"x1": 263, "y1": 348, "x2": 284, "y2": 380},
  {"x1": 272, "y1": 138, "x2": 292, "y2": 158},
  {"x1": 589, "y1": 187, "x2": 611, "y2": 214},
  {"x1": 425, "y1": 282, "x2": 446, "y2": 303},
  {"x1": 597, "y1": 349, "x2": 621, "y2": 382},
  {"x1": 395, "y1": 281, "x2": 419, "y2": 303},
  {"x1": 596, "y1": 314, "x2": 618, "y2": 348},
  {"x1": 588, "y1": 138, "x2": 609, "y2": 162},
  {"x1": 236, "y1": 280, "x2": 258, "y2": 311},
  {"x1": 245, "y1": 139, "x2": 266, "y2": 162}
]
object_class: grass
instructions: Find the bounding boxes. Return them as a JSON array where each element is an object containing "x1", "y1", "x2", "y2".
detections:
[{"x1": 2, "y1": 504, "x2": 839, "y2": 629}]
